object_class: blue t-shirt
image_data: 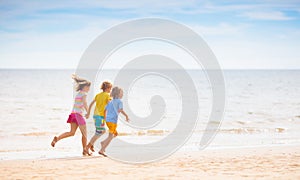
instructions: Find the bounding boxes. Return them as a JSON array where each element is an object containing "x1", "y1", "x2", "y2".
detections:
[{"x1": 105, "y1": 99, "x2": 123, "y2": 123}]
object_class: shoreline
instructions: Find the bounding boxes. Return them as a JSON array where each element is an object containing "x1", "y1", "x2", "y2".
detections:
[
  {"x1": 1, "y1": 145, "x2": 300, "y2": 179},
  {"x1": 1, "y1": 140, "x2": 300, "y2": 160}
]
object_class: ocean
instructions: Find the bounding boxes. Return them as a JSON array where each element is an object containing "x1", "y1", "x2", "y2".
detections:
[{"x1": 0, "y1": 69, "x2": 299, "y2": 160}]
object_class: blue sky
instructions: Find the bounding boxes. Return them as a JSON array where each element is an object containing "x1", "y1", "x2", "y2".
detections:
[{"x1": 0, "y1": 0, "x2": 300, "y2": 69}]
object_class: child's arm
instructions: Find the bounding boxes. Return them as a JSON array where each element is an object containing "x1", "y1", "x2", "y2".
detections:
[
  {"x1": 104, "y1": 109, "x2": 106, "y2": 120},
  {"x1": 85, "y1": 100, "x2": 95, "y2": 119},
  {"x1": 119, "y1": 109, "x2": 129, "y2": 122}
]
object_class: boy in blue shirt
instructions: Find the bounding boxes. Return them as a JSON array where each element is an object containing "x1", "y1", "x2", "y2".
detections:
[{"x1": 99, "y1": 86, "x2": 129, "y2": 157}]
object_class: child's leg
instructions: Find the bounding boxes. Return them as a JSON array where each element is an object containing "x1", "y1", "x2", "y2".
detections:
[
  {"x1": 79, "y1": 125, "x2": 92, "y2": 156},
  {"x1": 88, "y1": 130, "x2": 105, "y2": 146},
  {"x1": 51, "y1": 123, "x2": 78, "y2": 147},
  {"x1": 86, "y1": 135, "x2": 97, "y2": 152},
  {"x1": 99, "y1": 122, "x2": 117, "y2": 155},
  {"x1": 88, "y1": 135, "x2": 99, "y2": 146},
  {"x1": 78, "y1": 125, "x2": 88, "y2": 149},
  {"x1": 86, "y1": 129, "x2": 105, "y2": 152},
  {"x1": 100, "y1": 133, "x2": 114, "y2": 153},
  {"x1": 87, "y1": 115, "x2": 106, "y2": 152}
]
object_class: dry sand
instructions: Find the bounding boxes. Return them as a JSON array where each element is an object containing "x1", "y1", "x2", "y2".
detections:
[{"x1": 1, "y1": 145, "x2": 300, "y2": 179}]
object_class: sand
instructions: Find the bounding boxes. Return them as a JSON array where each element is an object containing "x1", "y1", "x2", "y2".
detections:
[{"x1": 1, "y1": 145, "x2": 300, "y2": 179}]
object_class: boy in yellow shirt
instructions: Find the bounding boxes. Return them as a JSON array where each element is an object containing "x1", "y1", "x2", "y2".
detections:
[{"x1": 85, "y1": 81, "x2": 112, "y2": 154}]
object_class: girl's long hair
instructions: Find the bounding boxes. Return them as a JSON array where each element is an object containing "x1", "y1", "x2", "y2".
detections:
[{"x1": 72, "y1": 74, "x2": 91, "y2": 91}]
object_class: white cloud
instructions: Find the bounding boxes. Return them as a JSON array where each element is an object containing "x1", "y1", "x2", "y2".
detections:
[
  {"x1": 1, "y1": 0, "x2": 300, "y2": 17},
  {"x1": 241, "y1": 11, "x2": 294, "y2": 20},
  {"x1": 0, "y1": 0, "x2": 198, "y2": 19},
  {"x1": 189, "y1": 22, "x2": 250, "y2": 36}
]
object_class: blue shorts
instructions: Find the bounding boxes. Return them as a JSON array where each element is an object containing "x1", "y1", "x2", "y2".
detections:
[{"x1": 93, "y1": 115, "x2": 106, "y2": 135}]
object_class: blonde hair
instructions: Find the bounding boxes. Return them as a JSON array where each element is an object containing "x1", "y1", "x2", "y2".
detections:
[
  {"x1": 101, "y1": 81, "x2": 112, "y2": 91},
  {"x1": 72, "y1": 74, "x2": 91, "y2": 91},
  {"x1": 110, "y1": 86, "x2": 123, "y2": 99}
]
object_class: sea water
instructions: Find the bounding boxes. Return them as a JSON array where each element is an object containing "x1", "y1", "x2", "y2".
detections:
[{"x1": 0, "y1": 69, "x2": 299, "y2": 160}]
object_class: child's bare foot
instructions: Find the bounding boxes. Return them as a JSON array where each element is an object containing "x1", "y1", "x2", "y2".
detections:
[
  {"x1": 51, "y1": 136, "x2": 58, "y2": 147},
  {"x1": 98, "y1": 151, "x2": 107, "y2": 157},
  {"x1": 82, "y1": 149, "x2": 91, "y2": 156},
  {"x1": 86, "y1": 143, "x2": 95, "y2": 152},
  {"x1": 100, "y1": 141, "x2": 105, "y2": 152},
  {"x1": 90, "y1": 145, "x2": 95, "y2": 152}
]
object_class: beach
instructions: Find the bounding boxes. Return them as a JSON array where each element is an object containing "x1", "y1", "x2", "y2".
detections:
[
  {"x1": 1, "y1": 0, "x2": 300, "y2": 179},
  {"x1": 1, "y1": 145, "x2": 299, "y2": 179},
  {"x1": 0, "y1": 70, "x2": 300, "y2": 179}
]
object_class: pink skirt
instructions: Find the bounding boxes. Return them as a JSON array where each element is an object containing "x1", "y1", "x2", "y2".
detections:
[{"x1": 67, "y1": 113, "x2": 86, "y2": 125}]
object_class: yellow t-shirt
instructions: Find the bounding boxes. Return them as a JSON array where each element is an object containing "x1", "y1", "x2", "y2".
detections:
[{"x1": 94, "y1": 92, "x2": 111, "y2": 116}]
